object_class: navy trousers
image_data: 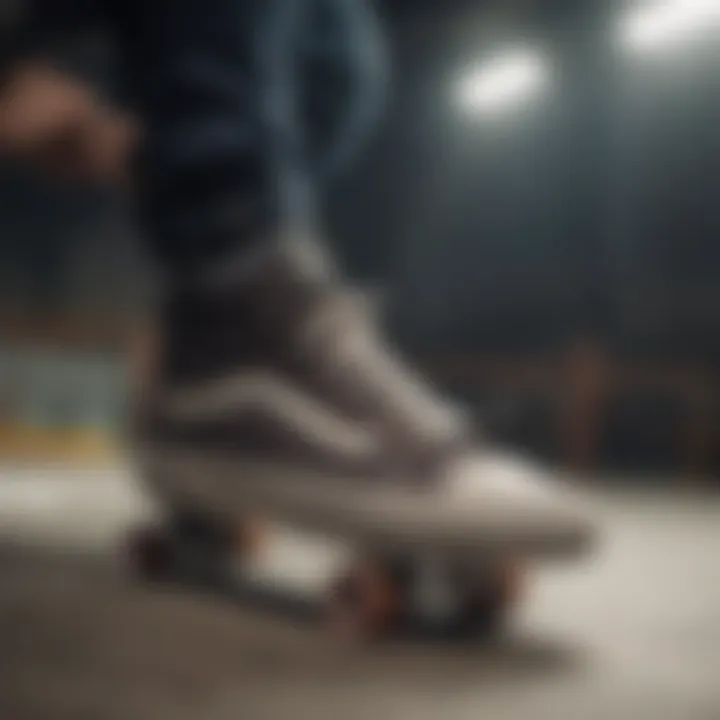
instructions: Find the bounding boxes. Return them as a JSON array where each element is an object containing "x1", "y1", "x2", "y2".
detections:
[{"x1": 18, "y1": 0, "x2": 389, "y2": 276}]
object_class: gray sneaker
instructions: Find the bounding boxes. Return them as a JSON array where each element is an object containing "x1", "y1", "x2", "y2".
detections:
[{"x1": 134, "y1": 237, "x2": 595, "y2": 560}]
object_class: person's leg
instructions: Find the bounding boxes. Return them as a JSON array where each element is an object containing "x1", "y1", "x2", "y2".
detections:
[
  {"x1": 106, "y1": 0, "x2": 313, "y2": 280},
  {"x1": 108, "y1": 0, "x2": 386, "y2": 275},
  {"x1": 301, "y1": 0, "x2": 389, "y2": 182},
  {"x1": 113, "y1": 0, "x2": 592, "y2": 553}
]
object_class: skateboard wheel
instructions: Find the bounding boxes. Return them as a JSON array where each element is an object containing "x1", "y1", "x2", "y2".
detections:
[
  {"x1": 233, "y1": 516, "x2": 265, "y2": 559},
  {"x1": 127, "y1": 526, "x2": 174, "y2": 581},
  {"x1": 327, "y1": 563, "x2": 404, "y2": 641},
  {"x1": 453, "y1": 562, "x2": 523, "y2": 640},
  {"x1": 172, "y1": 510, "x2": 264, "y2": 562}
]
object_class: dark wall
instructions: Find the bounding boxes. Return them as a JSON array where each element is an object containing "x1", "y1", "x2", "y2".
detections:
[{"x1": 338, "y1": 3, "x2": 720, "y2": 361}]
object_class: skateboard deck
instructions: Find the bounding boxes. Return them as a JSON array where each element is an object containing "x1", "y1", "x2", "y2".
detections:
[{"x1": 128, "y1": 510, "x2": 526, "y2": 641}]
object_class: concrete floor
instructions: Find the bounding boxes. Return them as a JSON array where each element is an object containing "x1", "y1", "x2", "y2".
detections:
[{"x1": 0, "y1": 464, "x2": 719, "y2": 720}]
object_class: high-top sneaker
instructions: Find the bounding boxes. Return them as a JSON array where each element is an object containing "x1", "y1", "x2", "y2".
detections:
[{"x1": 133, "y1": 236, "x2": 595, "y2": 558}]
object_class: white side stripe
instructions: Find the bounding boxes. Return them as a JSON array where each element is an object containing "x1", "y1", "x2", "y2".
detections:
[{"x1": 161, "y1": 371, "x2": 380, "y2": 460}]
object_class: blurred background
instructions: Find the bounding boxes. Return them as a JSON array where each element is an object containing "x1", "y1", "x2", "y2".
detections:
[
  {"x1": 0, "y1": 0, "x2": 718, "y2": 480},
  {"x1": 0, "y1": 3, "x2": 719, "y2": 718}
]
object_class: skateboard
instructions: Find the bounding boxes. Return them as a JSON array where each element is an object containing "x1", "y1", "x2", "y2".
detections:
[
  {"x1": 126, "y1": 447, "x2": 593, "y2": 641},
  {"x1": 127, "y1": 508, "x2": 524, "y2": 642}
]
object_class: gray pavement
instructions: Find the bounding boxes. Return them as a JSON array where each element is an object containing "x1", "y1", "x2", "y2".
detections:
[{"x1": 0, "y1": 464, "x2": 718, "y2": 720}]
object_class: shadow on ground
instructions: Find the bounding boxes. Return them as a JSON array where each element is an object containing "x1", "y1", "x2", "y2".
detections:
[{"x1": 0, "y1": 546, "x2": 588, "y2": 719}]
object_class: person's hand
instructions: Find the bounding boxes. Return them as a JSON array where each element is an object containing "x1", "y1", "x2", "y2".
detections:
[
  {"x1": 75, "y1": 105, "x2": 139, "y2": 187},
  {"x1": 0, "y1": 61, "x2": 137, "y2": 185}
]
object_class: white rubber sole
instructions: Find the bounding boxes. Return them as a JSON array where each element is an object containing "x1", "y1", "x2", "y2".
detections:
[{"x1": 137, "y1": 444, "x2": 597, "y2": 562}]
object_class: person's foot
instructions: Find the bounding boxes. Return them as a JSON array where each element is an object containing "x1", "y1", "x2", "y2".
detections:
[
  {"x1": 140, "y1": 236, "x2": 468, "y2": 478},
  {"x1": 134, "y1": 236, "x2": 595, "y2": 558}
]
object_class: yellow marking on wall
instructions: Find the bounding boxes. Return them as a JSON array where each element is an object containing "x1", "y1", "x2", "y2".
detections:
[{"x1": 0, "y1": 423, "x2": 119, "y2": 465}]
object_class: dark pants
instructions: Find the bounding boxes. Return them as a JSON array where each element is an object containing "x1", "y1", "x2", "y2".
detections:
[{"x1": 24, "y1": 0, "x2": 388, "y2": 278}]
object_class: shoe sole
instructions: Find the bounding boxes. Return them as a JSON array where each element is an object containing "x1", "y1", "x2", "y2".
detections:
[{"x1": 134, "y1": 443, "x2": 597, "y2": 563}]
